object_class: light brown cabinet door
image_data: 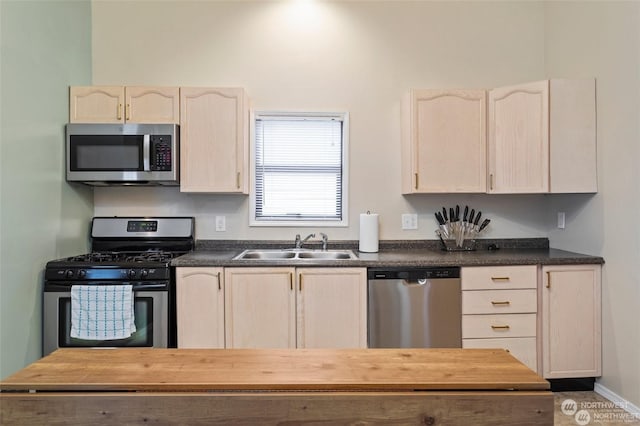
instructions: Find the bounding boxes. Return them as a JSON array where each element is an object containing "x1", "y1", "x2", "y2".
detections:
[
  {"x1": 69, "y1": 86, "x2": 179, "y2": 124},
  {"x1": 125, "y1": 86, "x2": 179, "y2": 123},
  {"x1": 69, "y1": 86, "x2": 124, "y2": 123},
  {"x1": 488, "y1": 80, "x2": 550, "y2": 193},
  {"x1": 180, "y1": 87, "x2": 249, "y2": 193},
  {"x1": 488, "y1": 79, "x2": 596, "y2": 194},
  {"x1": 224, "y1": 268, "x2": 296, "y2": 349},
  {"x1": 296, "y1": 268, "x2": 367, "y2": 349},
  {"x1": 402, "y1": 89, "x2": 486, "y2": 193},
  {"x1": 176, "y1": 267, "x2": 225, "y2": 349},
  {"x1": 541, "y1": 264, "x2": 601, "y2": 378}
]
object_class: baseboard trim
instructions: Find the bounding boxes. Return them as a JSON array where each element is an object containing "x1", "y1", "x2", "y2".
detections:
[{"x1": 594, "y1": 383, "x2": 640, "y2": 419}]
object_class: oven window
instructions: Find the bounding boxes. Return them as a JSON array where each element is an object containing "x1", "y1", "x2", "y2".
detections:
[
  {"x1": 70, "y1": 135, "x2": 143, "y2": 171},
  {"x1": 58, "y1": 297, "x2": 153, "y2": 347}
]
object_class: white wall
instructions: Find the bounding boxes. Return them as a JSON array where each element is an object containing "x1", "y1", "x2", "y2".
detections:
[
  {"x1": 545, "y1": 2, "x2": 640, "y2": 410},
  {"x1": 92, "y1": 1, "x2": 554, "y2": 241},
  {"x1": 0, "y1": 1, "x2": 93, "y2": 379},
  {"x1": 90, "y1": 0, "x2": 639, "y2": 407}
]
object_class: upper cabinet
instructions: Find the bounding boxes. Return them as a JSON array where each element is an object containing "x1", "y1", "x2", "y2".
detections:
[
  {"x1": 69, "y1": 86, "x2": 179, "y2": 124},
  {"x1": 488, "y1": 79, "x2": 597, "y2": 194},
  {"x1": 179, "y1": 87, "x2": 249, "y2": 193},
  {"x1": 402, "y1": 89, "x2": 487, "y2": 194}
]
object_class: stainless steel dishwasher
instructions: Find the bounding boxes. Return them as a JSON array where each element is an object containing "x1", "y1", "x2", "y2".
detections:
[{"x1": 367, "y1": 267, "x2": 461, "y2": 348}]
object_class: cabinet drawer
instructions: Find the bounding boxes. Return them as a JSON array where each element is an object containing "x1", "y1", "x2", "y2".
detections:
[
  {"x1": 463, "y1": 337, "x2": 537, "y2": 372},
  {"x1": 462, "y1": 289, "x2": 537, "y2": 314},
  {"x1": 462, "y1": 313, "x2": 536, "y2": 338},
  {"x1": 462, "y1": 266, "x2": 537, "y2": 290}
]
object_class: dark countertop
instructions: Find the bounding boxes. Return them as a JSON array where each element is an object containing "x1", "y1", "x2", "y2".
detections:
[{"x1": 171, "y1": 238, "x2": 604, "y2": 268}]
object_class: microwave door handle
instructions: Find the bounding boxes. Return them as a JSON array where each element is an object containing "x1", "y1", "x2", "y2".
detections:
[{"x1": 143, "y1": 135, "x2": 151, "y2": 171}]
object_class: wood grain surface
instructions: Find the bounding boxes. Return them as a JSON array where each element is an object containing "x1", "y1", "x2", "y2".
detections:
[
  {"x1": 0, "y1": 348, "x2": 548, "y2": 392},
  {"x1": 0, "y1": 392, "x2": 554, "y2": 425}
]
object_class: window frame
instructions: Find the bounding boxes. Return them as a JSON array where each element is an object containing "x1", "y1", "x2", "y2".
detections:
[{"x1": 249, "y1": 110, "x2": 349, "y2": 227}]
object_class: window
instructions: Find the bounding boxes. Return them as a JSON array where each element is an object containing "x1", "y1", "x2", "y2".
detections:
[{"x1": 251, "y1": 112, "x2": 348, "y2": 226}]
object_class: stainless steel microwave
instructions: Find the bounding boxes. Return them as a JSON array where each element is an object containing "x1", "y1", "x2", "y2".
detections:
[{"x1": 66, "y1": 123, "x2": 179, "y2": 186}]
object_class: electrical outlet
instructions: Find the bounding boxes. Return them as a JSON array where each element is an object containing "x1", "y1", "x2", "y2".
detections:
[
  {"x1": 215, "y1": 216, "x2": 226, "y2": 232},
  {"x1": 402, "y1": 213, "x2": 418, "y2": 230},
  {"x1": 557, "y1": 212, "x2": 565, "y2": 229}
]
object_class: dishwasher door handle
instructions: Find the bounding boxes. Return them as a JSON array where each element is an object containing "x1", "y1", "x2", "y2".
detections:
[{"x1": 402, "y1": 279, "x2": 428, "y2": 286}]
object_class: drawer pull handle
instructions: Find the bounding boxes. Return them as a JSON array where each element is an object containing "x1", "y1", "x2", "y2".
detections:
[
  {"x1": 491, "y1": 277, "x2": 510, "y2": 282},
  {"x1": 491, "y1": 301, "x2": 511, "y2": 306},
  {"x1": 491, "y1": 325, "x2": 511, "y2": 330}
]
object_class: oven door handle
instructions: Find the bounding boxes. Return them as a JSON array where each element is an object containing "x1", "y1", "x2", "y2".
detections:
[{"x1": 132, "y1": 283, "x2": 168, "y2": 290}]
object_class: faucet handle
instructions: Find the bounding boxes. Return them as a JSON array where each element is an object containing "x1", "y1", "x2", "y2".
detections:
[{"x1": 320, "y1": 233, "x2": 328, "y2": 250}]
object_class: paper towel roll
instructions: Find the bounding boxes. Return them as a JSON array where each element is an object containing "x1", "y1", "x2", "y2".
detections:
[{"x1": 359, "y1": 213, "x2": 379, "y2": 253}]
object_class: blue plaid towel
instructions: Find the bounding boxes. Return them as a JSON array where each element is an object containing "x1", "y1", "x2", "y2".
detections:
[{"x1": 70, "y1": 285, "x2": 136, "y2": 340}]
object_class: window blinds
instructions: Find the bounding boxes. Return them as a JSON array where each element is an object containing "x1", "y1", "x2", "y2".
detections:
[{"x1": 254, "y1": 115, "x2": 344, "y2": 221}]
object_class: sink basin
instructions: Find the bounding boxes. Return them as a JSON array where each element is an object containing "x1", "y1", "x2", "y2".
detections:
[
  {"x1": 237, "y1": 250, "x2": 297, "y2": 260},
  {"x1": 297, "y1": 251, "x2": 354, "y2": 260},
  {"x1": 233, "y1": 249, "x2": 357, "y2": 261}
]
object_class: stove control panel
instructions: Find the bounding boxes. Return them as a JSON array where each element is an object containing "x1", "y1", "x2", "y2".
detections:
[{"x1": 45, "y1": 267, "x2": 169, "y2": 281}]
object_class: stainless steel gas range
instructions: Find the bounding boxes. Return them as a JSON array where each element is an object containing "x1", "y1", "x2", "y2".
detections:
[{"x1": 43, "y1": 217, "x2": 194, "y2": 356}]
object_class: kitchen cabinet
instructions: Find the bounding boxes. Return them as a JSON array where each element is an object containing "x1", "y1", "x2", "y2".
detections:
[
  {"x1": 179, "y1": 87, "x2": 249, "y2": 193},
  {"x1": 176, "y1": 267, "x2": 225, "y2": 349},
  {"x1": 401, "y1": 89, "x2": 487, "y2": 193},
  {"x1": 225, "y1": 267, "x2": 296, "y2": 349},
  {"x1": 69, "y1": 86, "x2": 179, "y2": 124},
  {"x1": 541, "y1": 264, "x2": 601, "y2": 379},
  {"x1": 223, "y1": 267, "x2": 367, "y2": 349},
  {"x1": 296, "y1": 268, "x2": 367, "y2": 348},
  {"x1": 488, "y1": 79, "x2": 597, "y2": 193},
  {"x1": 461, "y1": 266, "x2": 538, "y2": 372}
]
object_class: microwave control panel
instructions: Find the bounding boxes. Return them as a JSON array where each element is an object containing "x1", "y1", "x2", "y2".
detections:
[{"x1": 151, "y1": 136, "x2": 173, "y2": 171}]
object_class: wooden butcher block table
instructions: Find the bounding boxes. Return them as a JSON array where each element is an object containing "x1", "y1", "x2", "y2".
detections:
[{"x1": 0, "y1": 348, "x2": 552, "y2": 425}]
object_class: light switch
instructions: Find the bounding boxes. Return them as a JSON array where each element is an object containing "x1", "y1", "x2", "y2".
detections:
[{"x1": 215, "y1": 216, "x2": 226, "y2": 232}]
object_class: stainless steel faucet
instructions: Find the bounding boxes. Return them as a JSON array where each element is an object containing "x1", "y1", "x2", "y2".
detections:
[{"x1": 295, "y1": 233, "x2": 315, "y2": 249}]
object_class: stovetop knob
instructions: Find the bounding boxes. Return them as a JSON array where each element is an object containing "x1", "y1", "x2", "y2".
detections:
[
  {"x1": 128, "y1": 269, "x2": 137, "y2": 279},
  {"x1": 140, "y1": 269, "x2": 149, "y2": 278},
  {"x1": 77, "y1": 270, "x2": 86, "y2": 279},
  {"x1": 65, "y1": 269, "x2": 74, "y2": 278}
]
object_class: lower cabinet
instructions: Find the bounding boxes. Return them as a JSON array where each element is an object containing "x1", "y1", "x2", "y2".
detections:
[
  {"x1": 461, "y1": 266, "x2": 539, "y2": 372},
  {"x1": 175, "y1": 267, "x2": 225, "y2": 348},
  {"x1": 296, "y1": 268, "x2": 367, "y2": 348},
  {"x1": 461, "y1": 263, "x2": 602, "y2": 379},
  {"x1": 224, "y1": 267, "x2": 296, "y2": 349},
  {"x1": 541, "y1": 264, "x2": 602, "y2": 378},
  {"x1": 176, "y1": 266, "x2": 367, "y2": 349}
]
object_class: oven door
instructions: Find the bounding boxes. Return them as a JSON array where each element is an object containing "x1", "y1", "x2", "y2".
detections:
[{"x1": 43, "y1": 283, "x2": 168, "y2": 356}]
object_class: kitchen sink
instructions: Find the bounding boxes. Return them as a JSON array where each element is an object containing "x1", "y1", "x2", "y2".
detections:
[
  {"x1": 237, "y1": 251, "x2": 297, "y2": 260},
  {"x1": 233, "y1": 249, "x2": 358, "y2": 261},
  {"x1": 297, "y1": 251, "x2": 354, "y2": 260}
]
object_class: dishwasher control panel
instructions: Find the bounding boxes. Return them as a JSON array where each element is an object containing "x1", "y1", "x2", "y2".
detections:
[{"x1": 367, "y1": 267, "x2": 460, "y2": 281}]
